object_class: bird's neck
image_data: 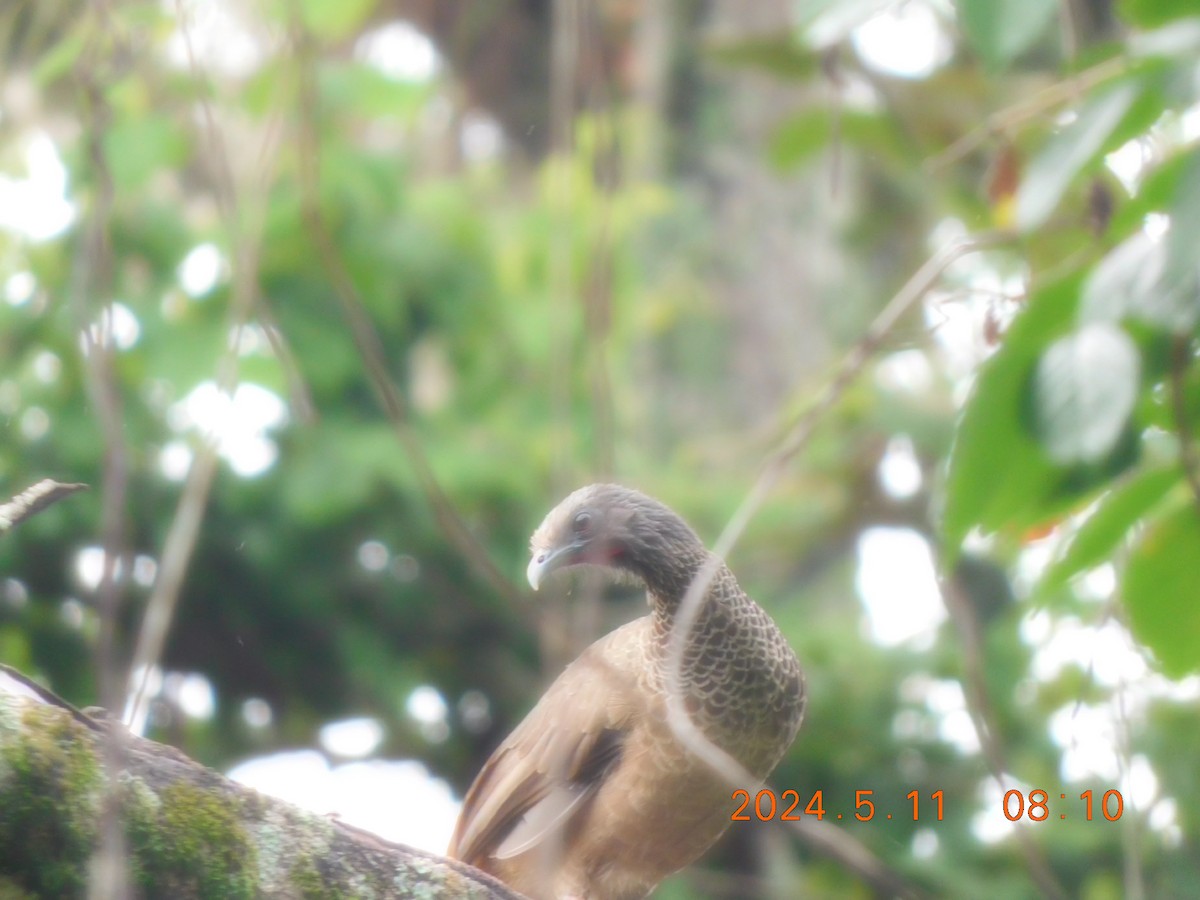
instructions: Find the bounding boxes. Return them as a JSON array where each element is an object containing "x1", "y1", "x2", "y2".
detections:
[{"x1": 636, "y1": 543, "x2": 718, "y2": 624}]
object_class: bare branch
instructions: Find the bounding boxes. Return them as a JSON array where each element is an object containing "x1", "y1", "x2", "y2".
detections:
[
  {"x1": 786, "y1": 817, "x2": 930, "y2": 899},
  {"x1": 549, "y1": 0, "x2": 580, "y2": 493},
  {"x1": 125, "y1": 450, "x2": 221, "y2": 729},
  {"x1": 940, "y1": 573, "x2": 1067, "y2": 900},
  {"x1": 256, "y1": 307, "x2": 319, "y2": 426},
  {"x1": 925, "y1": 58, "x2": 1128, "y2": 172},
  {"x1": 663, "y1": 232, "x2": 1018, "y2": 788},
  {"x1": 656, "y1": 233, "x2": 1016, "y2": 897},
  {"x1": 124, "y1": 0, "x2": 283, "y2": 730},
  {"x1": 71, "y1": 6, "x2": 132, "y2": 894},
  {"x1": 292, "y1": 27, "x2": 527, "y2": 614},
  {"x1": 0, "y1": 480, "x2": 88, "y2": 535}
]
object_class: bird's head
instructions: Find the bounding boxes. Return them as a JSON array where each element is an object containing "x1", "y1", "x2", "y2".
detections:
[{"x1": 526, "y1": 484, "x2": 703, "y2": 592}]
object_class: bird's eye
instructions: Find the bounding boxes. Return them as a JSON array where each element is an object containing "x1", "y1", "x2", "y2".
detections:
[{"x1": 572, "y1": 511, "x2": 593, "y2": 536}]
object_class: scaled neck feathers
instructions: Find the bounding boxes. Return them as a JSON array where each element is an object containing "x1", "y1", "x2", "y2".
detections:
[{"x1": 612, "y1": 496, "x2": 712, "y2": 618}]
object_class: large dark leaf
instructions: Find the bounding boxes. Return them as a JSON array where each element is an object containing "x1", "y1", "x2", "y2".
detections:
[
  {"x1": 942, "y1": 276, "x2": 1078, "y2": 558},
  {"x1": 1081, "y1": 229, "x2": 1200, "y2": 333},
  {"x1": 1016, "y1": 83, "x2": 1140, "y2": 231},
  {"x1": 1037, "y1": 466, "x2": 1179, "y2": 598},
  {"x1": 1031, "y1": 323, "x2": 1140, "y2": 464}
]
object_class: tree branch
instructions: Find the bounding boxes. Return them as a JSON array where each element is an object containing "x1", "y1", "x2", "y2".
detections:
[
  {"x1": 125, "y1": 1, "x2": 284, "y2": 732},
  {"x1": 0, "y1": 665, "x2": 524, "y2": 900},
  {"x1": 0, "y1": 480, "x2": 88, "y2": 535},
  {"x1": 925, "y1": 57, "x2": 1128, "y2": 172},
  {"x1": 662, "y1": 233, "x2": 1017, "y2": 795},
  {"x1": 72, "y1": 9, "x2": 132, "y2": 892},
  {"x1": 940, "y1": 573, "x2": 1067, "y2": 900},
  {"x1": 786, "y1": 817, "x2": 929, "y2": 899},
  {"x1": 656, "y1": 233, "x2": 1015, "y2": 900}
]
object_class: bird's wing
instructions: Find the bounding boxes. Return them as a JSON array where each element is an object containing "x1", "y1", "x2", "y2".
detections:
[{"x1": 448, "y1": 623, "x2": 647, "y2": 865}]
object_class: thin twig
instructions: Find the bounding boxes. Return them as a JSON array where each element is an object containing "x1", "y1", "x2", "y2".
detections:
[
  {"x1": 925, "y1": 57, "x2": 1128, "y2": 172},
  {"x1": 576, "y1": 0, "x2": 618, "y2": 480},
  {"x1": 1058, "y1": 0, "x2": 1080, "y2": 70},
  {"x1": 549, "y1": 0, "x2": 580, "y2": 494},
  {"x1": 125, "y1": 450, "x2": 222, "y2": 731},
  {"x1": 256, "y1": 308, "x2": 318, "y2": 426},
  {"x1": 558, "y1": 0, "x2": 622, "y2": 660},
  {"x1": 786, "y1": 817, "x2": 929, "y2": 899},
  {"x1": 940, "y1": 574, "x2": 1068, "y2": 900},
  {"x1": 1168, "y1": 335, "x2": 1200, "y2": 516},
  {"x1": 125, "y1": 0, "x2": 283, "y2": 729},
  {"x1": 658, "y1": 232, "x2": 1014, "y2": 893},
  {"x1": 72, "y1": 4, "x2": 131, "y2": 896},
  {"x1": 76, "y1": 17, "x2": 126, "y2": 722},
  {"x1": 582, "y1": 156, "x2": 616, "y2": 482},
  {"x1": 821, "y1": 47, "x2": 844, "y2": 199},
  {"x1": 292, "y1": 28, "x2": 526, "y2": 613},
  {"x1": 0, "y1": 480, "x2": 88, "y2": 535},
  {"x1": 665, "y1": 232, "x2": 1018, "y2": 770},
  {"x1": 177, "y1": 12, "x2": 316, "y2": 424},
  {"x1": 1111, "y1": 663, "x2": 1146, "y2": 900},
  {"x1": 0, "y1": 663, "x2": 95, "y2": 728},
  {"x1": 542, "y1": 0, "x2": 588, "y2": 669}
]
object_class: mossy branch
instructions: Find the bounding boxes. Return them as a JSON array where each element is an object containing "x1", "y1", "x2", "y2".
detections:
[{"x1": 0, "y1": 665, "x2": 525, "y2": 900}]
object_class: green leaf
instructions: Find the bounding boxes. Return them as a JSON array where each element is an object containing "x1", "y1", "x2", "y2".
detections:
[
  {"x1": 769, "y1": 111, "x2": 834, "y2": 169},
  {"x1": 769, "y1": 110, "x2": 904, "y2": 171},
  {"x1": 237, "y1": 354, "x2": 289, "y2": 398},
  {"x1": 708, "y1": 35, "x2": 817, "y2": 79},
  {"x1": 1081, "y1": 229, "x2": 1200, "y2": 333},
  {"x1": 145, "y1": 314, "x2": 226, "y2": 392},
  {"x1": 1037, "y1": 466, "x2": 1179, "y2": 597},
  {"x1": 33, "y1": 27, "x2": 88, "y2": 86},
  {"x1": 1124, "y1": 502, "x2": 1200, "y2": 677},
  {"x1": 1165, "y1": 148, "x2": 1200, "y2": 286},
  {"x1": 1119, "y1": 0, "x2": 1200, "y2": 28},
  {"x1": 298, "y1": 0, "x2": 377, "y2": 40},
  {"x1": 103, "y1": 117, "x2": 189, "y2": 191},
  {"x1": 1016, "y1": 82, "x2": 1140, "y2": 231},
  {"x1": 1031, "y1": 323, "x2": 1140, "y2": 464},
  {"x1": 320, "y1": 62, "x2": 429, "y2": 119},
  {"x1": 957, "y1": 0, "x2": 1059, "y2": 70},
  {"x1": 1108, "y1": 147, "x2": 1194, "y2": 236},
  {"x1": 241, "y1": 59, "x2": 299, "y2": 118},
  {"x1": 941, "y1": 276, "x2": 1079, "y2": 558}
]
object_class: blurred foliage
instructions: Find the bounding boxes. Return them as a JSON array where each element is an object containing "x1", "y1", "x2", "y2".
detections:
[{"x1": 1, "y1": 0, "x2": 1199, "y2": 897}]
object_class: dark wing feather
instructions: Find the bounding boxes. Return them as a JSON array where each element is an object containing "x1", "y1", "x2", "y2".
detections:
[{"x1": 448, "y1": 623, "x2": 645, "y2": 864}]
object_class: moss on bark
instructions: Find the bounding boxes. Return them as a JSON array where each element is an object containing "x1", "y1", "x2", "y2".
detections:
[{"x1": 0, "y1": 675, "x2": 525, "y2": 900}]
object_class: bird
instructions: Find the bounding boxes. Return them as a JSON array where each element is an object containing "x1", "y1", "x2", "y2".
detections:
[{"x1": 448, "y1": 483, "x2": 805, "y2": 900}]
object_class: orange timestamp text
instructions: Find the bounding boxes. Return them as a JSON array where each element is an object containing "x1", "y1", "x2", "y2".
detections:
[
  {"x1": 731, "y1": 789, "x2": 944, "y2": 823},
  {"x1": 1002, "y1": 789, "x2": 1124, "y2": 821}
]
